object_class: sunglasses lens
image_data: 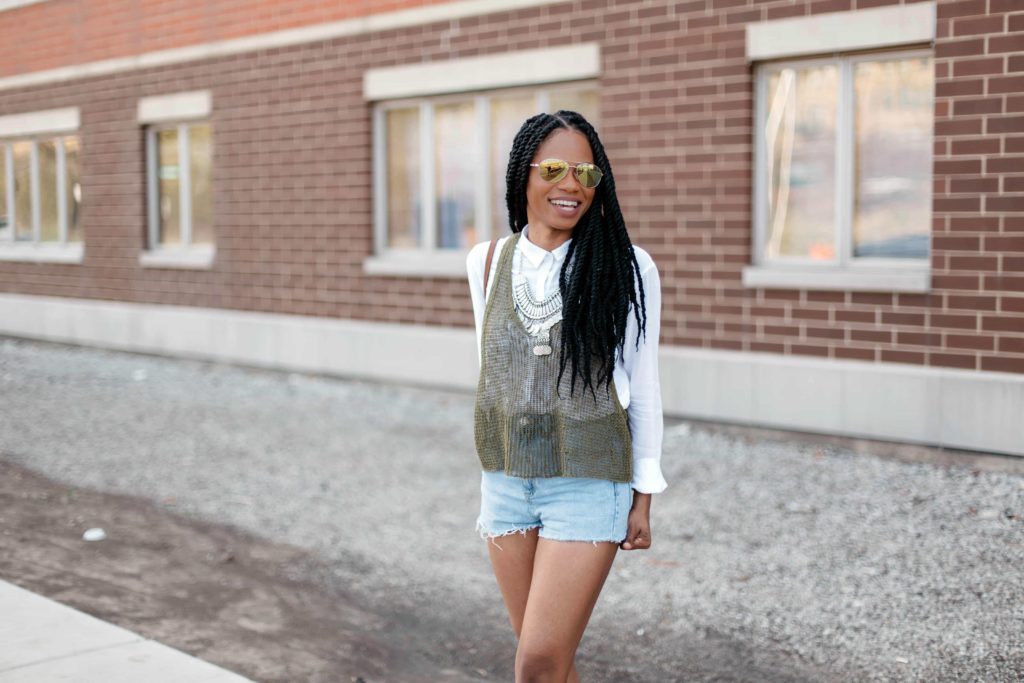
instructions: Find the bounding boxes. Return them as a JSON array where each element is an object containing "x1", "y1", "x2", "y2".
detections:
[
  {"x1": 575, "y1": 163, "x2": 602, "y2": 188},
  {"x1": 537, "y1": 159, "x2": 569, "y2": 183}
]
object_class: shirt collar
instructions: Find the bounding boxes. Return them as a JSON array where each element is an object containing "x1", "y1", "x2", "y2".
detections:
[{"x1": 521, "y1": 224, "x2": 572, "y2": 267}]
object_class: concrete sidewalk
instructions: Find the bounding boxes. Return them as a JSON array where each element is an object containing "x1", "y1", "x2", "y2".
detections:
[{"x1": 0, "y1": 580, "x2": 253, "y2": 683}]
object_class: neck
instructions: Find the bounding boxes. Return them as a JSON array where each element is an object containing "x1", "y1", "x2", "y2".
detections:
[{"x1": 525, "y1": 223, "x2": 572, "y2": 252}]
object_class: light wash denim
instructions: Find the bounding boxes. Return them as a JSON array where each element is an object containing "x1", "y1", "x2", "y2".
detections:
[{"x1": 476, "y1": 469, "x2": 632, "y2": 549}]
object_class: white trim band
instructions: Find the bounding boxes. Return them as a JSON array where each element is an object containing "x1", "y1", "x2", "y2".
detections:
[
  {"x1": 137, "y1": 91, "x2": 212, "y2": 124},
  {"x1": 0, "y1": 0, "x2": 49, "y2": 12},
  {"x1": 0, "y1": 0, "x2": 569, "y2": 93},
  {"x1": 0, "y1": 292, "x2": 1020, "y2": 458},
  {"x1": 363, "y1": 43, "x2": 601, "y2": 101},
  {"x1": 746, "y1": 2, "x2": 936, "y2": 62},
  {"x1": 0, "y1": 107, "x2": 79, "y2": 138}
]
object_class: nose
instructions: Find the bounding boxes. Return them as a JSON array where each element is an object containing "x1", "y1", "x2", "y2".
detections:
[{"x1": 556, "y1": 167, "x2": 584, "y2": 193}]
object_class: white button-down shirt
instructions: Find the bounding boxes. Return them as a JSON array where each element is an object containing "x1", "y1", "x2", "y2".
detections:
[{"x1": 466, "y1": 224, "x2": 668, "y2": 494}]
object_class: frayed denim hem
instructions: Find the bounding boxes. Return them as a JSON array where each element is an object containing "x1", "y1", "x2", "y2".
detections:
[
  {"x1": 476, "y1": 519, "x2": 622, "y2": 549},
  {"x1": 539, "y1": 533, "x2": 625, "y2": 547},
  {"x1": 475, "y1": 518, "x2": 540, "y2": 551}
]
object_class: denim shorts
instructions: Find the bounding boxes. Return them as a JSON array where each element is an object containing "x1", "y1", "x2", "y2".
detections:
[{"x1": 475, "y1": 469, "x2": 633, "y2": 549}]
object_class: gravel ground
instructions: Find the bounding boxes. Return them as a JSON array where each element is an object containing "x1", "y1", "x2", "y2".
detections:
[{"x1": 2, "y1": 337, "x2": 1023, "y2": 682}]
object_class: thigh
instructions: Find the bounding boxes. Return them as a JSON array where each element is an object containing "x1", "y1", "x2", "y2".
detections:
[
  {"x1": 477, "y1": 471, "x2": 543, "y2": 638},
  {"x1": 486, "y1": 526, "x2": 539, "y2": 639},
  {"x1": 516, "y1": 537, "x2": 619, "y2": 678}
]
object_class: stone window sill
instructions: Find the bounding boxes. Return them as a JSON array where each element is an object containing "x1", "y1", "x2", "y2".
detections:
[
  {"x1": 0, "y1": 243, "x2": 84, "y2": 264},
  {"x1": 741, "y1": 265, "x2": 930, "y2": 293},
  {"x1": 139, "y1": 245, "x2": 216, "y2": 270}
]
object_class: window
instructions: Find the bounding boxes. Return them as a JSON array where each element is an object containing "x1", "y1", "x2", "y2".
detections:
[
  {"x1": 0, "y1": 132, "x2": 82, "y2": 260},
  {"x1": 137, "y1": 90, "x2": 214, "y2": 269},
  {"x1": 145, "y1": 121, "x2": 213, "y2": 250},
  {"x1": 373, "y1": 84, "x2": 598, "y2": 262},
  {"x1": 0, "y1": 107, "x2": 81, "y2": 262},
  {"x1": 743, "y1": 3, "x2": 936, "y2": 292},
  {"x1": 363, "y1": 43, "x2": 601, "y2": 276}
]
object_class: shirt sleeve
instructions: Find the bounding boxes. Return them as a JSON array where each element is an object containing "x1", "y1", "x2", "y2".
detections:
[{"x1": 620, "y1": 256, "x2": 668, "y2": 495}]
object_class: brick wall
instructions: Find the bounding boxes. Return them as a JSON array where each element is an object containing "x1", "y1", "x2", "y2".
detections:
[
  {"x1": 0, "y1": 0, "x2": 1021, "y2": 374},
  {"x1": 0, "y1": 0, "x2": 454, "y2": 78}
]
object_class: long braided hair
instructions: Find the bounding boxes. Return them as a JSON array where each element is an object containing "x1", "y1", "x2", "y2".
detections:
[{"x1": 505, "y1": 110, "x2": 647, "y2": 399}]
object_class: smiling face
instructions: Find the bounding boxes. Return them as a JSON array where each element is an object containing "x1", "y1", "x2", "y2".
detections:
[{"x1": 525, "y1": 128, "x2": 597, "y2": 239}]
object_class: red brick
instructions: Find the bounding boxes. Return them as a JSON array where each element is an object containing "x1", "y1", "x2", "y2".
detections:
[
  {"x1": 932, "y1": 313, "x2": 979, "y2": 329},
  {"x1": 946, "y1": 294, "x2": 997, "y2": 310},
  {"x1": 980, "y1": 355, "x2": 1024, "y2": 373},
  {"x1": 987, "y1": 116, "x2": 1024, "y2": 134},
  {"x1": 938, "y1": 0, "x2": 987, "y2": 20},
  {"x1": 986, "y1": 156, "x2": 1024, "y2": 173},
  {"x1": 936, "y1": 117, "x2": 983, "y2": 136},
  {"x1": 986, "y1": 195, "x2": 1024, "y2": 212},
  {"x1": 982, "y1": 315, "x2": 1024, "y2": 332},
  {"x1": 985, "y1": 236, "x2": 1024, "y2": 251},
  {"x1": 931, "y1": 352, "x2": 977, "y2": 369},
  {"x1": 834, "y1": 346, "x2": 875, "y2": 361},
  {"x1": 952, "y1": 15, "x2": 1005, "y2": 37},
  {"x1": 953, "y1": 57, "x2": 1006, "y2": 77},
  {"x1": 882, "y1": 349, "x2": 926, "y2": 365},
  {"x1": 951, "y1": 97, "x2": 1003, "y2": 116},
  {"x1": 946, "y1": 333, "x2": 995, "y2": 351},
  {"x1": 949, "y1": 177, "x2": 999, "y2": 193},
  {"x1": 882, "y1": 311, "x2": 926, "y2": 326},
  {"x1": 997, "y1": 336, "x2": 1024, "y2": 353},
  {"x1": 989, "y1": 33, "x2": 1024, "y2": 54},
  {"x1": 990, "y1": 75, "x2": 1024, "y2": 95},
  {"x1": 790, "y1": 343, "x2": 830, "y2": 358},
  {"x1": 936, "y1": 78, "x2": 985, "y2": 97}
]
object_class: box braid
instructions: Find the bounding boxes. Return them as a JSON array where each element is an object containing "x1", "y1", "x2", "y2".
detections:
[{"x1": 504, "y1": 110, "x2": 647, "y2": 400}]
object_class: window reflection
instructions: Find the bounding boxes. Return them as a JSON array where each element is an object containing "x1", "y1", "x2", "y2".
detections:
[
  {"x1": 853, "y1": 57, "x2": 933, "y2": 259},
  {"x1": 386, "y1": 108, "x2": 420, "y2": 249},
  {"x1": 765, "y1": 65, "x2": 838, "y2": 261},
  {"x1": 157, "y1": 128, "x2": 181, "y2": 245},
  {"x1": 435, "y1": 101, "x2": 476, "y2": 249},
  {"x1": 491, "y1": 95, "x2": 536, "y2": 235}
]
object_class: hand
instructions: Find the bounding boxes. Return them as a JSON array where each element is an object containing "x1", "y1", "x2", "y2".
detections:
[{"x1": 620, "y1": 492, "x2": 652, "y2": 551}]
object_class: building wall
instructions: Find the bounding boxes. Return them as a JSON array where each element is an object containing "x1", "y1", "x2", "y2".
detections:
[{"x1": 0, "y1": 0, "x2": 1021, "y2": 374}]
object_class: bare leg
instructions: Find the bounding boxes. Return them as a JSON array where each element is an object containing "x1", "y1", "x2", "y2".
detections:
[
  {"x1": 485, "y1": 527, "x2": 540, "y2": 639},
  {"x1": 485, "y1": 529, "x2": 584, "y2": 682},
  {"x1": 514, "y1": 538, "x2": 619, "y2": 683}
]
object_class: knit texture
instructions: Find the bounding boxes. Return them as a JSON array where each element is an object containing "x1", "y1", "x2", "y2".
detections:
[{"x1": 474, "y1": 232, "x2": 633, "y2": 483}]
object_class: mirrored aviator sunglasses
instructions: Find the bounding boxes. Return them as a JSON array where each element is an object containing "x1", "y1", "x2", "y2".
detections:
[{"x1": 529, "y1": 158, "x2": 603, "y2": 189}]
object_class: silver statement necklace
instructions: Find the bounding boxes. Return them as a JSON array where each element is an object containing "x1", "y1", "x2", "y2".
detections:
[{"x1": 512, "y1": 243, "x2": 564, "y2": 356}]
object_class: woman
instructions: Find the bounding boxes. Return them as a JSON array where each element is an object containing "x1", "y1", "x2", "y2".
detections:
[{"x1": 466, "y1": 110, "x2": 667, "y2": 682}]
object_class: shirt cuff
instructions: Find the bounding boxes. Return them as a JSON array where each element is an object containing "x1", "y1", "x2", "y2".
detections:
[{"x1": 631, "y1": 458, "x2": 668, "y2": 494}]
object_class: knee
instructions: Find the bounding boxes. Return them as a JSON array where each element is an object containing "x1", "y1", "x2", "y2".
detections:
[{"x1": 515, "y1": 646, "x2": 569, "y2": 683}]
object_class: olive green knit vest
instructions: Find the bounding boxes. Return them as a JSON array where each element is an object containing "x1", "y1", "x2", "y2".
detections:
[{"x1": 473, "y1": 232, "x2": 632, "y2": 483}]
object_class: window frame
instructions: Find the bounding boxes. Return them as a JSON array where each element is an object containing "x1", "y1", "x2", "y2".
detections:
[
  {"x1": 745, "y1": 47, "x2": 934, "y2": 293},
  {"x1": 366, "y1": 80, "x2": 598, "y2": 277}
]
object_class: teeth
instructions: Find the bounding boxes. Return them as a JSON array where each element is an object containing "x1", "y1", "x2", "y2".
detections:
[{"x1": 551, "y1": 200, "x2": 579, "y2": 208}]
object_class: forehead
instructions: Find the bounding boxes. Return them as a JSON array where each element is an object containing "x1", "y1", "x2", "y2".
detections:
[{"x1": 532, "y1": 128, "x2": 593, "y2": 163}]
